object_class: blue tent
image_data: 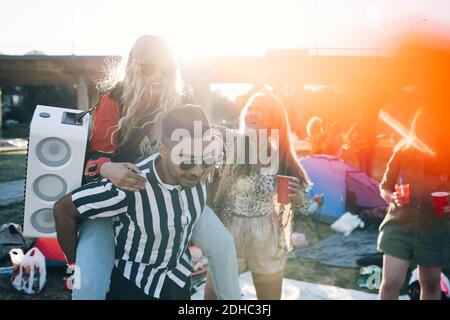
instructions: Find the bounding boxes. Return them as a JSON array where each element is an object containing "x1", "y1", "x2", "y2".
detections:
[{"x1": 300, "y1": 155, "x2": 387, "y2": 222}]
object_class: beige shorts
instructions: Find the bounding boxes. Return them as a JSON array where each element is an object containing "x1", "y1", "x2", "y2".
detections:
[{"x1": 226, "y1": 212, "x2": 287, "y2": 275}]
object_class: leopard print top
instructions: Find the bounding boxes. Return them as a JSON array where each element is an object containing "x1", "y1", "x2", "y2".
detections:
[
  {"x1": 218, "y1": 164, "x2": 310, "y2": 219},
  {"x1": 226, "y1": 166, "x2": 277, "y2": 218},
  {"x1": 210, "y1": 126, "x2": 312, "y2": 251}
]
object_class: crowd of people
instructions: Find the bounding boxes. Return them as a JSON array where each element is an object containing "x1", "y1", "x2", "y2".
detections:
[{"x1": 52, "y1": 34, "x2": 450, "y2": 300}]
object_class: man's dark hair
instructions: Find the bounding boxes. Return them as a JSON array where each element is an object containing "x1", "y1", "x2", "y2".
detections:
[{"x1": 160, "y1": 104, "x2": 211, "y2": 145}]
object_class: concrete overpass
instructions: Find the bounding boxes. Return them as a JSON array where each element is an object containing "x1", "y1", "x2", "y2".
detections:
[
  {"x1": 0, "y1": 51, "x2": 397, "y2": 128},
  {"x1": 0, "y1": 51, "x2": 397, "y2": 90}
]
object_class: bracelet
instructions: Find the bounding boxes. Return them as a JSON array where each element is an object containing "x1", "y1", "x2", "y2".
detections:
[
  {"x1": 67, "y1": 263, "x2": 77, "y2": 272},
  {"x1": 97, "y1": 158, "x2": 112, "y2": 175}
]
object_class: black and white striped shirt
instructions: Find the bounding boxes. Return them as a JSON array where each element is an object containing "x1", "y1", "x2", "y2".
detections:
[{"x1": 71, "y1": 153, "x2": 206, "y2": 298}]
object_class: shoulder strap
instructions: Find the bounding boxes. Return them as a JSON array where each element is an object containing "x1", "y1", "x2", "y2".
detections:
[
  {"x1": 74, "y1": 99, "x2": 100, "y2": 122},
  {"x1": 75, "y1": 83, "x2": 123, "y2": 122}
]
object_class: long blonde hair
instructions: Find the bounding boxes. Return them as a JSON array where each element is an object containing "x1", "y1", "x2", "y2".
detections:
[
  {"x1": 98, "y1": 35, "x2": 183, "y2": 155},
  {"x1": 239, "y1": 92, "x2": 311, "y2": 187}
]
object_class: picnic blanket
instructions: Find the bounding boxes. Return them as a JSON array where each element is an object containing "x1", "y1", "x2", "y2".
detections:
[{"x1": 291, "y1": 228, "x2": 379, "y2": 268}]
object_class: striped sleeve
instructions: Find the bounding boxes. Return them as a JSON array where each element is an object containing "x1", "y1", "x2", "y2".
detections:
[{"x1": 71, "y1": 179, "x2": 128, "y2": 219}]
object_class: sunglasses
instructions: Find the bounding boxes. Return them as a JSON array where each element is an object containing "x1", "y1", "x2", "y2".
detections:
[
  {"x1": 178, "y1": 157, "x2": 216, "y2": 171},
  {"x1": 134, "y1": 61, "x2": 176, "y2": 78}
]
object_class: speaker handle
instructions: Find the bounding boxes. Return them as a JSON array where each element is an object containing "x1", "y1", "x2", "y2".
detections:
[{"x1": 75, "y1": 100, "x2": 100, "y2": 122}]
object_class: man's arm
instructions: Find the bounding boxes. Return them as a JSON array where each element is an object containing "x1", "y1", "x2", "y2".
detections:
[
  {"x1": 53, "y1": 193, "x2": 83, "y2": 264},
  {"x1": 54, "y1": 179, "x2": 129, "y2": 264}
]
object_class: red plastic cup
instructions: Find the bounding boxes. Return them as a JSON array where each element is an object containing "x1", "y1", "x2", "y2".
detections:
[
  {"x1": 395, "y1": 183, "x2": 410, "y2": 205},
  {"x1": 277, "y1": 175, "x2": 296, "y2": 204},
  {"x1": 431, "y1": 192, "x2": 449, "y2": 217}
]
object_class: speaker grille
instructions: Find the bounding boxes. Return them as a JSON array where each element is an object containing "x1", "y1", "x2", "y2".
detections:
[
  {"x1": 30, "y1": 208, "x2": 55, "y2": 234},
  {"x1": 36, "y1": 137, "x2": 71, "y2": 167},
  {"x1": 33, "y1": 174, "x2": 68, "y2": 201}
]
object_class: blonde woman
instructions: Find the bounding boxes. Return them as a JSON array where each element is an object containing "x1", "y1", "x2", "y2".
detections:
[
  {"x1": 207, "y1": 92, "x2": 311, "y2": 299},
  {"x1": 73, "y1": 35, "x2": 240, "y2": 300}
]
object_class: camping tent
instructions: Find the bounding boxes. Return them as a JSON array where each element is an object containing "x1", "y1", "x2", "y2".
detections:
[{"x1": 300, "y1": 155, "x2": 387, "y2": 222}]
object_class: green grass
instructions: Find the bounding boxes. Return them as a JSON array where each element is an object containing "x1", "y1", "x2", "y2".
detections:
[
  {"x1": 0, "y1": 202, "x2": 24, "y2": 226},
  {"x1": 0, "y1": 150, "x2": 27, "y2": 183},
  {"x1": 285, "y1": 259, "x2": 361, "y2": 291},
  {"x1": 286, "y1": 214, "x2": 363, "y2": 292},
  {"x1": 293, "y1": 214, "x2": 335, "y2": 246}
]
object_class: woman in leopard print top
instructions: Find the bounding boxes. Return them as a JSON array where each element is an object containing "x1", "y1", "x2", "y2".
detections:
[{"x1": 207, "y1": 92, "x2": 312, "y2": 300}]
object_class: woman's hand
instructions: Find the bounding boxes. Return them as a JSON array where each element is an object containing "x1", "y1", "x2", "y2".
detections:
[
  {"x1": 381, "y1": 189, "x2": 406, "y2": 208},
  {"x1": 100, "y1": 162, "x2": 147, "y2": 192},
  {"x1": 287, "y1": 177, "x2": 304, "y2": 203},
  {"x1": 392, "y1": 191, "x2": 407, "y2": 207}
]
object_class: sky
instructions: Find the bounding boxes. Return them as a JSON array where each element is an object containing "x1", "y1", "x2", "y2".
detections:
[{"x1": 0, "y1": 0, "x2": 449, "y2": 57}]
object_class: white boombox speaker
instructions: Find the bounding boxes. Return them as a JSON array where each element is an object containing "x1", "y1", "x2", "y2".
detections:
[{"x1": 23, "y1": 105, "x2": 90, "y2": 238}]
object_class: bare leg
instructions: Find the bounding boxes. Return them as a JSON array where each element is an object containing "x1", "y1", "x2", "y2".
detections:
[
  {"x1": 252, "y1": 270, "x2": 284, "y2": 300},
  {"x1": 204, "y1": 272, "x2": 218, "y2": 300},
  {"x1": 418, "y1": 266, "x2": 442, "y2": 300},
  {"x1": 379, "y1": 254, "x2": 409, "y2": 300}
]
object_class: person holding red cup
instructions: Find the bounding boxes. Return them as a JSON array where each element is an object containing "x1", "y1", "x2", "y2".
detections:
[
  {"x1": 377, "y1": 108, "x2": 450, "y2": 300},
  {"x1": 208, "y1": 92, "x2": 312, "y2": 300},
  {"x1": 276, "y1": 175, "x2": 301, "y2": 204},
  {"x1": 392, "y1": 174, "x2": 410, "y2": 207},
  {"x1": 431, "y1": 192, "x2": 450, "y2": 217}
]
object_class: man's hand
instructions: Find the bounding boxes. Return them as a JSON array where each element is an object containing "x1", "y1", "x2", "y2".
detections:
[{"x1": 64, "y1": 263, "x2": 76, "y2": 293}]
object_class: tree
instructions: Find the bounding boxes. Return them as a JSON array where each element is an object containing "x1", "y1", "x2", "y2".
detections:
[{"x1": 3, "y1": 85, "x2": 77, "y2": 124}]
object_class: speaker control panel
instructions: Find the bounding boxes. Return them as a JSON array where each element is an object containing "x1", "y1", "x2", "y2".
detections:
[{"x1": 62, "y1": 111, "x2": 83, "y2": 126}]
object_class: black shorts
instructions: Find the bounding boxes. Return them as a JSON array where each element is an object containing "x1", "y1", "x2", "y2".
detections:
[
  {"x1": 107, "y1": 267, "x2": 191, "y2": 300},
  {"x1": 377, "y1": 222, "x2": 448, "y2": 267}
]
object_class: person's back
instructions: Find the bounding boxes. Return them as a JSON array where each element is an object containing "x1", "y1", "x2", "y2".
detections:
[
  {"x1": 306, "y1": 116, "x2": 326, "y2": 155},
  {"x1": 324, "y1": 122, "x2": 344, "y2": 157}
]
